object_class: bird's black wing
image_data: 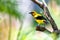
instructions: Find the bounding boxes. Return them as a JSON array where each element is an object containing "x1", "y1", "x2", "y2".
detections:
[
  {"x1": 35, "y1": 16, "x2": 46, "y2": 20},
  {"x1": 35, "y1": 16, "x2": 48, "y2": 24}
]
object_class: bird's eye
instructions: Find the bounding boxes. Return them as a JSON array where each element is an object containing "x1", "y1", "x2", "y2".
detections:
[
  {"x1": 31, "y1": 12, "x2": 34, "y2": 13},
  {"x1": 29, "y1": 12, "x2": 34, "y2": 14}
]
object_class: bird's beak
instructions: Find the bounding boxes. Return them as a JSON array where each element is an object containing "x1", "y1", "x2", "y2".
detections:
[
  {"x1": 29, "y1": 12, "x2": 32, "y2": 14},
  {"x1": 29, "y1": 12, "x2": 34, "y2": 14}
]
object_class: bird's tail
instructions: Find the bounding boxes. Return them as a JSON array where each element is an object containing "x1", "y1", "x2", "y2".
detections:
[{"x1": 43, "y1": 20, "x2": 49, "y2": 24}]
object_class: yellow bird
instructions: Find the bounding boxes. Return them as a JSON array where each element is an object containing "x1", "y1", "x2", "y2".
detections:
[{"x1": 29, "y1": 11, "x2": 48, "y2": 25}]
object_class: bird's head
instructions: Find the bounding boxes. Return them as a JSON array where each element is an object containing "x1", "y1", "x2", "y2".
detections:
[{"x1": 29, "y1": 11, "x2": 36, "y2": 16}]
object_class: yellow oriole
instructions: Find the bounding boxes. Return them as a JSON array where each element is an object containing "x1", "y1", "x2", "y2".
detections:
[{"x1": 29, "y1": 11, "x2": 48, "y2": 25}]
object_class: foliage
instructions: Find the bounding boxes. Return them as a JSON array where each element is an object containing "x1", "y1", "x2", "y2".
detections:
[
  {"x1": 56, "y1": 0, "x2": 60, "y2": 5},
  {"x1": 0, "y1": 0, "x2": 21, "y2": 19}
]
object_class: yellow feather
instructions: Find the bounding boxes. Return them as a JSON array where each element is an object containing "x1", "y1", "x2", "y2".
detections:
[{"x1": 35, "y1": 19, "x2": 44, "y2": 24}]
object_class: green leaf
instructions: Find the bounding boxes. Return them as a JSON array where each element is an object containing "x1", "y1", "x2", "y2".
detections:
[{"x1": 0, "y1": 0, "x2": 22, "y2": 19}]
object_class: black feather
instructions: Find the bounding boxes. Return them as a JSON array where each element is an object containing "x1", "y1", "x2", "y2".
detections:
[{"x1": 35, "y1": 16, "x2": 46, "y2": 20}]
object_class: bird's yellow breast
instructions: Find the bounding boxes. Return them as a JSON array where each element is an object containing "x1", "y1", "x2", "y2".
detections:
[
  {"x1": 34, "y1": 14, "x2": 45, "y2": 24},
  {"x1": 35, "y1": 19, "x2": 44, "y2": 24}
]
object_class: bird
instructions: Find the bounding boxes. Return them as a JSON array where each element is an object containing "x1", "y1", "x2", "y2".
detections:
[{"x1": 29, "y1": 11, "x2": 48, "y2": 26}]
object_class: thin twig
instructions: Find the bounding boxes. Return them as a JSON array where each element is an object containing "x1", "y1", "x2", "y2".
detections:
[{"x1": 31, "y1": 0, "x2": 44, "y2": 9}]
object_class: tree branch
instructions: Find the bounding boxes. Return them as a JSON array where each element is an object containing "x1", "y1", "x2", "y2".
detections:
[
  {"x1": 36, "y1": 26, "x2": 46, "y2": 31},
  {"x1": 44, "y1": 6, "x2": 58, "y2": 31},
  {"x1": 36, "y1": 26, "x2": 51, "y2": 33},
  {"x1": 31, "y1": 0, "x2": 44, "y2": 9},
  {"x1": 31, "y1": 0, "x2": 58, "y2": 32}
]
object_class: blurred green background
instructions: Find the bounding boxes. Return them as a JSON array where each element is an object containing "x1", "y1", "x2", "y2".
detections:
[{"x1": 0, "y1": 0, "x2": 60, "y2": 40}]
